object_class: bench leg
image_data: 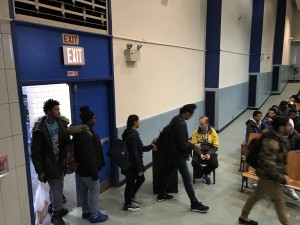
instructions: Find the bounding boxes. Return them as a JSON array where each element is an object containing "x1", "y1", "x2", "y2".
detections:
[
  {"x1": 213, "y1": 170, "x2": 216, "y2": 184},
  {"x1": 241, "y1": 176, "x2": 247, "y2": 192},
  {"x1": 193, "y1": 168, "x2": 196, "y2": 184}
]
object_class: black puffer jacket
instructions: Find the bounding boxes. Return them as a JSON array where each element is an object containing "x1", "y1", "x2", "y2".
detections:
[
  {"x1": 169, "y1": 115, "x2": 194, "y2": 160},
  {"x1": 287, "y1": 129, "x2": 300, "y2": 151},
  {"x1": 69, "y1": 124, "x2": 105, "y2": 180},
  {"x1": 122, "y1": 128, "x2": 152, "y2": 174},
  {"x1": 31, "y1": 116, "x2": 69, "y2": 179}
]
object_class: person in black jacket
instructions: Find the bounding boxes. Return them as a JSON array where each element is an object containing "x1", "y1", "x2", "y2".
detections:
[
  {"x1": 245, "y1": 111, "x2": 262, "y2": 142},
  {"x1": 69, "y1": 106, "x2": 108, "y2": 223},
  {"x1": 122, "y1": 115, "x2": 156, "y2": 212},
  {"x1": 156, "y1": 104, "x2": 209, "y2": 213},
  {"x1": 31, "y1": 99, "x2": 69, "y2": 225}
]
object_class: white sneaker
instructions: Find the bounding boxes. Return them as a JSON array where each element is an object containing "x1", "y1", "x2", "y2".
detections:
[{"x1": 286, "y1": 188, "x2": 299, "y2": 200}]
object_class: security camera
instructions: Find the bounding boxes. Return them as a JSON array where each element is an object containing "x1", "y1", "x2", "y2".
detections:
[
  {"x1": 126, "y1": 43, "x2": 133, "y2": 49},
  {"x1": 137, "y1": 44, "x2": 143, "y2": 50}
]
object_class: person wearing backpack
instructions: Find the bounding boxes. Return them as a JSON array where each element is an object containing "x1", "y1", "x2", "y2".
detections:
[
  {"x1": 31, "y1": 99, "x2": 70, "y2": 225},
  {"x1": 238, "y1": 116, "x2": 291, "y2": 225},
  {"x1": 156, "y1": 104, "x2": 209, "y2": 213},
  {"x1": 122, "y1": 115, "x2": 156, "y2": 212},
  {"x1": 69, "y1": 106, "x2": 108, "y2": 223}
]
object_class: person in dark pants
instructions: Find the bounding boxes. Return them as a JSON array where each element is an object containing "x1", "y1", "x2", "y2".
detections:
[
  {"x1": 31, "y1": 99, "x2": 69, "y2": 225},
  {"x1": 122, "y1": 115, "x2": 156, "y2": 212},
  {"x1": 191, "y1": 116, "x2": 219, "y2": 185},
  {"x1": 69, "y1": 106, "x2": 108, "y2": 223},
  {"x1": 156, "y1": 104, "x2": 209, "y2": 213},
  {"x1": 245, "y1": 111, "x2": 262, "y2": 142}
]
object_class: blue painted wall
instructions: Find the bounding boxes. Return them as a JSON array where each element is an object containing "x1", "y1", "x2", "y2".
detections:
[
  {"x1": 207, "y1": 82, "x2": 248, "y2": 131},
  {"x1": 115, "y1": 101, "x2": 204, "y2": 183},
  {"x1": 249, "y1": 72, "x2": 272, "y2": 108},
  {"x1": 13, "y1": 23, "x2": 112, "y2": 84}
]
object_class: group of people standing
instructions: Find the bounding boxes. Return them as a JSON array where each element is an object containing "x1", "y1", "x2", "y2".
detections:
[{"x1": 30, "y1": 100, "x2": 217, "y2": 224}]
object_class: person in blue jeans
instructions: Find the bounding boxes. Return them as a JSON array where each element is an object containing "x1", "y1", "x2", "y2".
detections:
[
  {"x1": 157, "y1": 104, "x2": 209, "y2": 213},
  {"x1": 69, "y1": 106, "x2": 108, "y2": 223}
]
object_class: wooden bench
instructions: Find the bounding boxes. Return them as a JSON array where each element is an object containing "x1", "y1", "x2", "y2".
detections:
[
  {"x1": 241, "y1": 151, "x2": 300, "y2": 192},
  {"x1": 295, "y1": 103, "x2": 300, "y2": 110}
]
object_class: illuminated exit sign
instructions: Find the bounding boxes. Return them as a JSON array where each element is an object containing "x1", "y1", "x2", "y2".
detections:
[{"x1": 62, "y1": 46, "x2": 85, "y2": 66}]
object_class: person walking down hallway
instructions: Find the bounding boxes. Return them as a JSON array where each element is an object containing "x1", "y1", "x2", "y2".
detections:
[
  {"x1": 31, "y1": 99, "x2": 70, "y2": 225},
  {"x1": 122, "y1": 115, "x2": 156, "y2": 212},
  {"x1": 69, "y1": 106, "x2": 108, "y2": 223},
  {"x1": 191, "y1": 116, "x2": 219, "y2": 185},
  {"x1": 238, "y1": 116, "x2": 291, "y2": 225},
  {"x1": 157, "y1": 104, "x2": 209, "y2": 213}
]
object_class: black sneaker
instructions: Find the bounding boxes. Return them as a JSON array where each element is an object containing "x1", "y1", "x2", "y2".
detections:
[
  {"x1": 53, "y1": 208, "x2": 69, "y2": 217},
  {"x1": 191, "y1": 202, "x2": 209, "y2": 213},
  {"x1": 62, "y1": 194, "x2": 67, "y2": 203},
  {"x1": 238, "y1": 217, "x2": 258, "y2": 225},
  {"x1": 123, "y1": 202, "x2": 140, "y2": 212},
  {"x1": 51, "y1": 215, "x2": 66, "y2": 225},
  {"x1": 156, "y1": 194, "x2": 174, "y2": 202}
]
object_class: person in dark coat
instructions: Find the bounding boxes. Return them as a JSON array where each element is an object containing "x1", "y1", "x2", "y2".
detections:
[
  {"x1": 157, "y1": 104, "x2": 209, "y2": 213},
  {"x1": 245, "y1": 111, "x2": 262, "y2": 142},
  {"x1": 68, "y1": 106, "x2": 108, "y2": 223},
  {"x1": 31, "y1": 99, "x2": 69, "y2": 225},
  {"x1": 122, "y1": 114, "x2": 156, "y2": 212}
]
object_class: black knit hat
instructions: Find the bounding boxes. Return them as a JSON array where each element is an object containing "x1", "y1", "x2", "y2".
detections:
[
  {"x1": 80, "y1": 106, "x2": 95, "y2": 123},
  {"x1": 180, "y1": 104, "x2": 197, "y2": 114}
]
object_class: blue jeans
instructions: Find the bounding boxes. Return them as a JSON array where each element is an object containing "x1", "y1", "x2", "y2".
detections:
[
  {"x1": 159, "y1": 157, "x2": 198, "y2": 204},
  {"x1": 48, "y1": 174, "x2": 64, "y2": 212},
  {"x1": 78, "y1": 176, "x2": 100, "y2": 217}
]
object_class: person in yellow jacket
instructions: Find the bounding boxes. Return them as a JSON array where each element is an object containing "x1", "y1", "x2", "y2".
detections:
[{"x1": 191, "y1": 116, "x2": 219, "y2": 185}]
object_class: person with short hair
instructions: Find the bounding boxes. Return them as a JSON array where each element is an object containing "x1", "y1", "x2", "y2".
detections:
[
  {"x1": 191, "y1": 116, "x2": 219, "y2": 185},
  {"x1": 157, "y1": 104, "x2": 209, "y2": 213},
  {"x1": 245, "y1": 111, "x2": 262, "y2": 142},
  {"x1": 261, "y1": 107, "x2": 277, "y2": 129},
  {"x1": 238, "y1": 116, "x2": 291, "y2": 225},
  {"x1": 31, "y1": 99, "x2": 70, "y2": 225}
]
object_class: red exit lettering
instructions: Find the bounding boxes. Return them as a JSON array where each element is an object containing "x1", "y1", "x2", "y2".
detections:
[{"x1": 62, "y1": 33, "x2": 79, "y2": 45}]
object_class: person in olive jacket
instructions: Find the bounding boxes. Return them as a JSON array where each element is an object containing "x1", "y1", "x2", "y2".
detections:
[
  {"x1": 31, "y1": 99, "x2": 69, "y2": 225},
  {"x1": 68, "y1": 106, "x2": 108, "y2": 223},
  {"x1": 122, "y1": 114, "x2": 156, "y2": 212}
]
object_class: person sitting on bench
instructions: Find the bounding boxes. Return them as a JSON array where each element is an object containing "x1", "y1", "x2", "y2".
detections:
[{"x1": 191, "y1": 116, "x2": 219, "y2": 185}]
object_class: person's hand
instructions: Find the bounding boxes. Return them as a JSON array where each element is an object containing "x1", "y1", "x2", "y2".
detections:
[
  {"x1": 284, "y1": 175, "x2": 291, "y2": 185},
  {"x1": 205, "y1": 154, "x2": 210, "y2": 160},
  {"x1": 200, "y1": 154, "x2": 205, "y2": 160},
  {"x1": 38, "y1": 173, "x2": 47, "y2": 183},
  {"x1": 138, "y1": 172, "x2": 144, "y2": 176},
  {"x1": 152, "y1": 143, "x2": 158, "y2": 151},
  {"x1": 268, "y1": 118, "x2": 273, "y2": 122},
  {"x1": 194, "y1": 143, "x2": 201, "y2": 151}
]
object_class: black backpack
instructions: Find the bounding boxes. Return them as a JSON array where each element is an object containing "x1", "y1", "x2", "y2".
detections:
[
  {"x1": 246, "y1": 136, "x2": 263, "y2": 169},
  {"x1": 107, "y1": 139, "x2": 132, "y2": 171},
  {"x1": 62, "y1": 139, "x2": 78, "y2": 174}
]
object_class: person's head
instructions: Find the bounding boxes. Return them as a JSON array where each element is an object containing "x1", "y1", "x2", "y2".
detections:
[
  {"x1": 80, "y1": 106, "x2": 96, "y2": 127},
  {"x1": 287, "y1": 109, "x2": 297, "y2": 119},
  {"x1": 267, "y1": 107, "x2": 276, "y2": 118},
  {"x1": 199, "y1": 116, "x2": 209, "y2": 131},
  {"x1": 279, "y1": 101, "x2": 288, "y2": 109},
  {"x1": 126, "y1": 114, "x2": 140, "y2": 129},
  {"x1": 58, "y1": 115, "x2": 70, "y2": 128},
  {"x1": 272, "y1": 116, "x2": 290, "y2": 135},
  {"x1": 179, "y1": 104, "x2": 197, "y2": 120},
  {"x1": 271, "y1": 105, "x2": 278, "y2": 112},
  {"x1": 43, "y1": 99, "x2": 61, "y2": 119},
  {"x1": 253, "y1": 111, "x2": 262, "y2": 123}
]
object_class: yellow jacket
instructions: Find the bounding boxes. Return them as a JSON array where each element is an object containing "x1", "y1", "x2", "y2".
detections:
[{"x1": 191, "y1": 126, "x2": 219, "y2": 154}]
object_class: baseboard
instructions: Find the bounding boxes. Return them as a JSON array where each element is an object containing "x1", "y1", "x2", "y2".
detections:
[{"x1": 100, "y1": 179, "x2": 110, "y2": 193}]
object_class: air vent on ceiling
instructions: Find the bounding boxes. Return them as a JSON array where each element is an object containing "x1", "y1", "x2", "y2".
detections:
[{"x1": 14, "y1": 0, "x2": 109, "y2": 34}]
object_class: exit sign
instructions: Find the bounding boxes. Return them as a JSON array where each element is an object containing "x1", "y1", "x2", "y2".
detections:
[
  {"x1": 62, "y1": 46, "x2": 85, "y2": 66},
  {"x1": 62, "y1": 33, "x2": 79, "y2": 45}
]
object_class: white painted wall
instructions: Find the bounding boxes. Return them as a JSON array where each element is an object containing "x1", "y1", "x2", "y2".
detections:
[
  {"x1": 293, "y1": 9, "x2": 300, "y2": 40},
  {"x1": 219, "y1": 0, "x2": 252, "y2": 88},
  {"x1": 260, "y1": 0, "x2": 277, "y2": 72},
  {"x1": 22, "y1": 84, "x2": 72, "y2": 130},
  {"x1": 111, "y1": 0, "x2": 207, "y2": 126},
  {"x1": 282, "y1": 0, "x2": 294, "y2": 65},
  {"x1": 0, "y1": 1, "x2": 31, "y2": 224}
]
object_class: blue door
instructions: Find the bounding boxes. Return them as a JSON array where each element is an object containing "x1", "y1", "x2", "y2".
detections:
[{"x1": 70, "y1": 81, "x2": 112, "y2": 182}]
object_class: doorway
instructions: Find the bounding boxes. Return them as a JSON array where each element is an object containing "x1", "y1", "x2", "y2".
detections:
[{"x1": 22, "y1": 84, "x2": 77, "y2": 213}]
